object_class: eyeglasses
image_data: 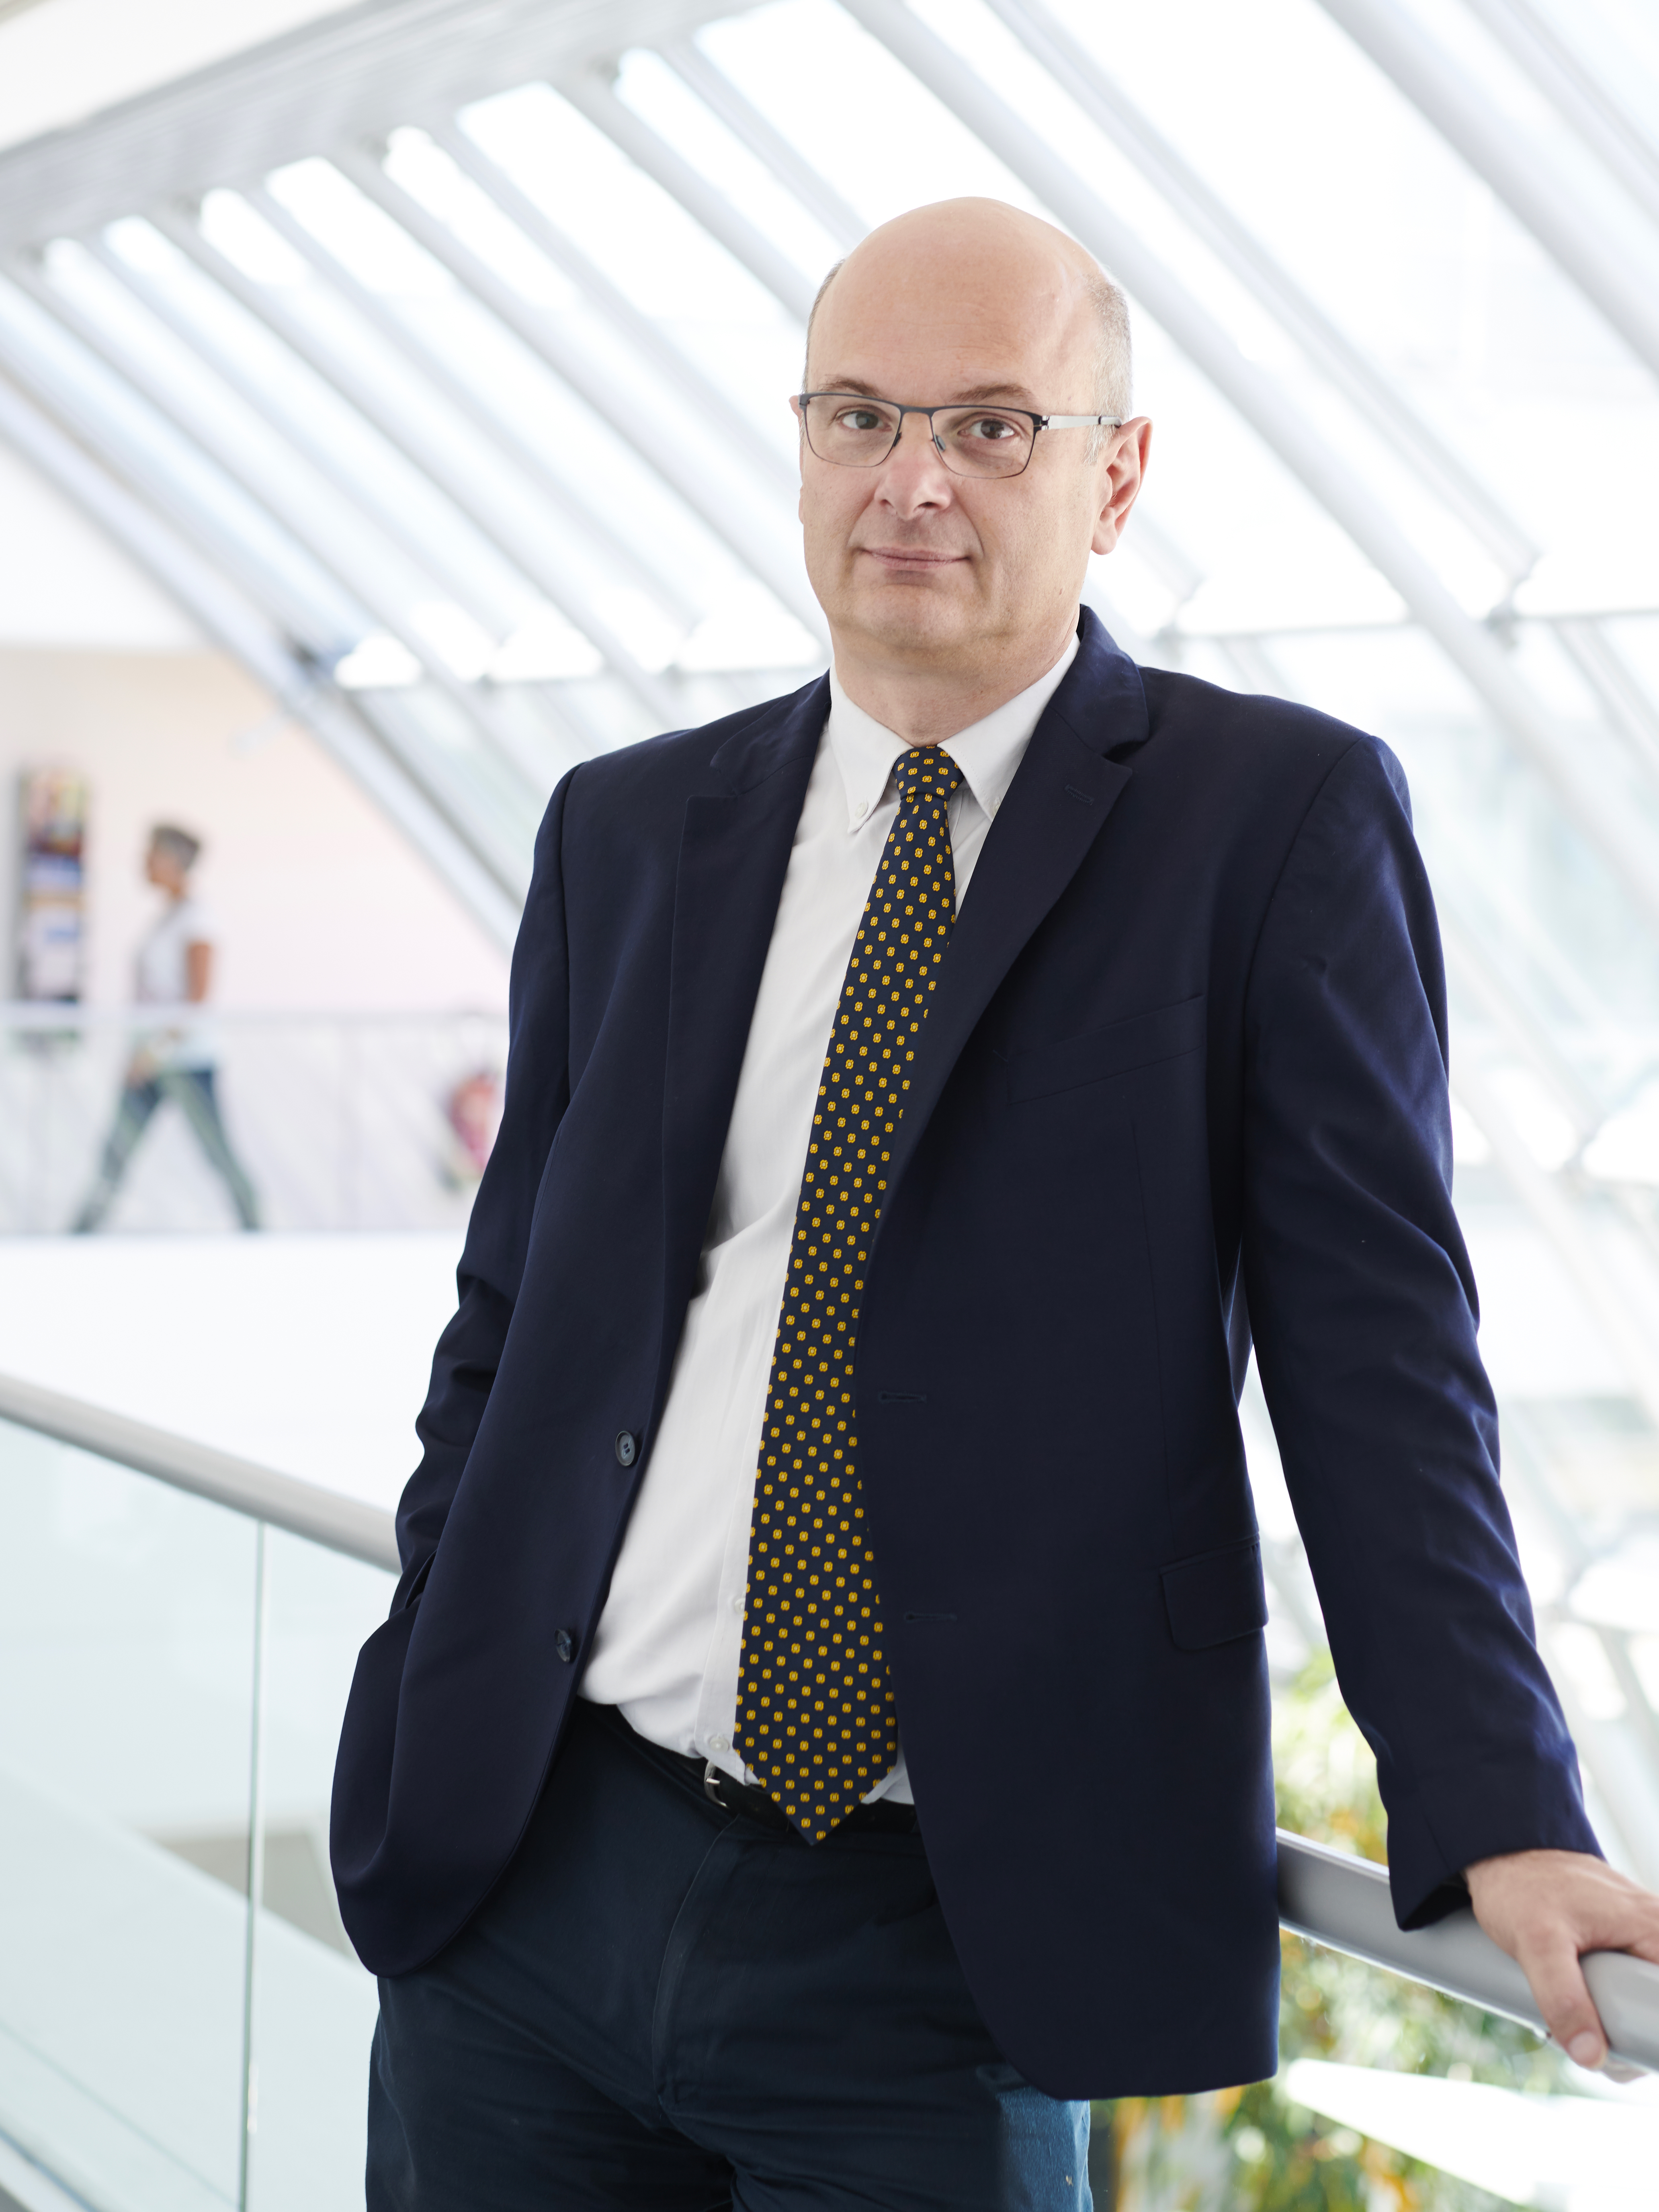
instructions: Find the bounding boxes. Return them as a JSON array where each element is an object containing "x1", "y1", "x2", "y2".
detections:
[{"x1": 797, "y1": 391, "x2": 1123, "y2": 479}]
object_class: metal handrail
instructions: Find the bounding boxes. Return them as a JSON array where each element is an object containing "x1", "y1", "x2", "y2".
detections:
[
  {"x1": 0, "y1": 1370, "x2": 398, "y2": 1570},
  {"x1": 1279, "y1": 1830, "x2": 1659, "y2": 2075},
  {"x1": 0, "y1": 1002, "x2": 503, "y2": 1030},
  {"x1": 0, "y1": 1367, "x2": 1654, "y2": 2067}
]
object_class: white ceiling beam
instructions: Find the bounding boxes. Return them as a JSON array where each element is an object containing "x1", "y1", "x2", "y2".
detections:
[
  {"x1": 1457, "y1": 0, "x2": 1659, "y2": 236},
  {"x1": 0, "y1": 0, "x2": 731, "y2": 253},
  {"x1": 429, "y1": 115, "x2": 795, "y2": 501},
  {"x1": 984, "y1": 0, "x2": 1540, "y2": 589},
  {"x1": 338, "y1": 142, "x2": 827, "y2": 643},
  {"x1": 153, "y1": 201, "x2": 689, "y2": 731},
  {"x1": 243, "y1": 179, "x2": 699, "y2": 629},
  {"x1": 655, "y1": 35, "x2": 868, "y2": 253},
  {"x1": 840, "y1": 0, "x2": 1659, "y2": 938},
  {"x1": 80, "y1": 231, "x2": 567, "y2": 803},
  {"x1": 559, "y1": 64, "x2": 820, "y2": 324},
  {"x1": 1315, "y1": 0, "x2": 1659, "y2": 383},
  {"x1": 23, "y1": 241, "x2": 543, "y2": 860}
]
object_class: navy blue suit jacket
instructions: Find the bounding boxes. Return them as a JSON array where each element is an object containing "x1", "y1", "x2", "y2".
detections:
[{"x1": 332, "y1": 611, "x2": 1595, "y2": 2097}]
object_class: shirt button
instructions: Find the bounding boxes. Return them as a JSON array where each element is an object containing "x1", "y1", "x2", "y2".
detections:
[
  {"x1": 555, "y1": 1628, "x2": 576, "y2": 1663},
  {"x1": 708, "y1": 1733, "x2": 729, "y2": 1755},
  {"x1": 731, "y1": 1594, "x2": 744, "y2": 1615},
  {"x1": 614, "y1": 1431, "x2": 637, "y2": 1467}
]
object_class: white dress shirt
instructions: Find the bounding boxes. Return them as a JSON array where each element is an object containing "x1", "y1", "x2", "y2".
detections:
[{"x1": 579, "y1": 635, "x2": 1079, "y2": 1801}]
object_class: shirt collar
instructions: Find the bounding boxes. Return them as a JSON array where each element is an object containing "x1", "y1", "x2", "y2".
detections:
[{"x1": 825, "y1": 631, "x2": 1080, "y2": 832}]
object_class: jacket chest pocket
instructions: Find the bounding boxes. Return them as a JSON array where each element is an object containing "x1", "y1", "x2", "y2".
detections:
[{"x1": 1008, "y1": 993, "x2": 1206, "y2": 1103}]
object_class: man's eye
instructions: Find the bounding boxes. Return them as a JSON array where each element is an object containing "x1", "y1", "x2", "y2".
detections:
[
  {"x1": 967, "y1": 416, "x2": 1019, "y2": 441},
  {"x1": 840, "y1": 410, "x2": 885, "y2": 432}
]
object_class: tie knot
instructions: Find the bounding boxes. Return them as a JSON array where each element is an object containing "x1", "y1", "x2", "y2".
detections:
[{"x1": 895, "y1": 744, "x2": 964, "y2": 811}]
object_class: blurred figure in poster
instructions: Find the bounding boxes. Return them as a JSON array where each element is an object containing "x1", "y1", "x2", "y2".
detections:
[{"x1": 72, "y1": 823, "x2": 260, "y2": 1233}]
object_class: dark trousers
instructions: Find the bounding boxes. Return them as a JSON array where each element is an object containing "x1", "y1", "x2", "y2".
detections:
[
  {"x1": 368, "y1": 1698, "x2": 1091, "y2": 2210},
  {"x1": 74, "y1": 1065, "x2": 259, "y2": 1231}
]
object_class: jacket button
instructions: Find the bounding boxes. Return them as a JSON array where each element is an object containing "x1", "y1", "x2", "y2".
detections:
[
  {"x1": 555, "y1": 1629, "x2": 576, "y2": 1663},
  {"x1": 615, "y1": 1430, "x2": 638, "y2": 1467}
]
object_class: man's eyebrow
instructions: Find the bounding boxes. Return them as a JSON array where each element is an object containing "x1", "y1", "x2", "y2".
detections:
[
  {"x1": 950, "y1": 382, "x2": 1039, "y2": 405},
  {"x1": 809, "y1": 377, "x2": 1040, "y2": 405}
]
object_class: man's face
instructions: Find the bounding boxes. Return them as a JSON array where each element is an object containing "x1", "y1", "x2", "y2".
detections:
[{"x1": 795, "y1": 211, "x2": 1143, "y2": 682}]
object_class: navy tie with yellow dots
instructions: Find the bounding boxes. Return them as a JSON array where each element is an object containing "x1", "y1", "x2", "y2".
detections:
[{"x1": 735, "y1": 742, "x2": 965, "y2": 1842}]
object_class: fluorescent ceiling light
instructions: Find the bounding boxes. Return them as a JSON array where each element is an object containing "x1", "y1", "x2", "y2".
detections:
[
  {"x1": 1485, "y1": 1065, "x2": 1580, "y2": 1172},
  {"x1": 490, "y1": 606, "x2": 603, "y2": 683},
  {"x1": 675, "y1": 581, "x2": 821, "y2": 672},
  {"x1": 1584, "y1": 1079, "x2": 1659, "y2": 1186},
  {"x1": 412, "y1": 600, "x2": 495, "y2": 684},
  {"x1": 591, "y1": 584, "x2": 688, "y2": 675},
  {"x1": 1448, "y1": 1094, "x2": 1493, "y2": 1166},
  {"x1": 334, "y1": 634, "x2": 420, "y2": 690}
]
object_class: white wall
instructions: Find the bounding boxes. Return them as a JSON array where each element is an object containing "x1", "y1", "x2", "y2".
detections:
[
  {"x1": 0, "y1": 644, "x2": 510, "y2": 1010},
  {"x1": 0, "y1": 445, "x2": 203, "y2": 652}
]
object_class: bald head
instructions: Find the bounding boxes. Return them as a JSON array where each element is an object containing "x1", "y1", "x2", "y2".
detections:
[
  {"x1": 791, "y1": 194, "x2": 1150, "y2": 743},
  {"x1": 805, "y1": 199, "x2": 1131, "y2": 424}
]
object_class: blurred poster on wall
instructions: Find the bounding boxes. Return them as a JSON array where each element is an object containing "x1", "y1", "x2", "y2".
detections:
[{"x1": 16, "y1": 767, "x2": 88, "y2": 1002}]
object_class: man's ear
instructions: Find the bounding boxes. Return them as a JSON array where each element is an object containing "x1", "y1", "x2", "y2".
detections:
[{"x1": 1092, "y1": 417, "x2": 1152, "y2": 557}]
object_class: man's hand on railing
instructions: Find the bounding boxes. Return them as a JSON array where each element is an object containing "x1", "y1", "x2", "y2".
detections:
[{"x1": 1466, "y1": 1847, "x2": 1659, "y2": 2074}]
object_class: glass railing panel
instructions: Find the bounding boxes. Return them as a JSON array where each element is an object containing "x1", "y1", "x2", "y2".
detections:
[
  {"x1": 0, "y1": 1408, "x2": 397, "y2": 2210},
  {"x1": 0, "y1": 1008, "x2": 507, "y2": 1237},
  {"x1": 0, "y1": 1414, "x2": 258, "y2": 2210},
  {"x1": 245, "y1": 1527, "x2": 393, "y2": 2212}
]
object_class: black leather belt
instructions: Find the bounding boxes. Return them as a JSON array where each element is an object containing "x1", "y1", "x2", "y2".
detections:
[
  {"x1": 589, "y1": 1702, "x2": 922, "y2": 1839},
  {"x1": 671, "y1": 1745, "x2": 921, "y2": 1838}
]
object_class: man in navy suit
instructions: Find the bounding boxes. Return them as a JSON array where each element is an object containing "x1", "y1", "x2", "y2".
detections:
[{"x1": 336, "y1": 199, "x2": 1659, "y2": 2208}]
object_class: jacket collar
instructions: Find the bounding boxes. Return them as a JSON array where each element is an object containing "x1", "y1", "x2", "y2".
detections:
[
  {"x1": 705, "y1": 674, "x2": 829, "y2": 795},
  {"x1": 1050, "y1": 604, "x2": 1149, "y2": 758}
]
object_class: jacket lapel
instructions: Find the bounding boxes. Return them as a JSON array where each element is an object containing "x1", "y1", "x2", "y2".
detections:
[
  {"x1": 654, "y1": 680, "x2": 827, "y2": 1413},
  {"x1": 878, "y1": 613, "x2": 1146, "y2": 1206}
]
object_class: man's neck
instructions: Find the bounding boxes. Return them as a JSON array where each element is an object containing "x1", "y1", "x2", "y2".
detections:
[{"x1": 831, "y1": 621, "x2": 1079, "y2": 746}]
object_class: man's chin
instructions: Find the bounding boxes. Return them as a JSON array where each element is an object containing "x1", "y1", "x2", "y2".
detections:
[{"x1": 839, "y1": 583, "x2": 986, "y2": 662}]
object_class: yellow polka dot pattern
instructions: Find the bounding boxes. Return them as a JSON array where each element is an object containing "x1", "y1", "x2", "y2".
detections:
[{"x1": 735, "y1": 743, "x2": 964, "y2": 1843}]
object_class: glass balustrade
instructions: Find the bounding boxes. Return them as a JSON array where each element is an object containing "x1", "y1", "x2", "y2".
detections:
[
  {"x1": 0, "y1": 1008, "x2": 506, "y2": 1237},
  {"x1": 0, "y1": 1411, "x2": 394, "y2": 2212},
  {"x1": 0, "y1": 1388, "x2": 1655, "y2": 2211}
]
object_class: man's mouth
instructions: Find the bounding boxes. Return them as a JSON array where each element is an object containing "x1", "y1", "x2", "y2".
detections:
[{"x1": 859, "y1": 547, "x2": 969, "y2": 569}]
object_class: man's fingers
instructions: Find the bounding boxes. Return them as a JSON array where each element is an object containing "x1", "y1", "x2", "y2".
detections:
[{"x1": 1517, "y1": 1934, "x2": 1607, "y2": 2068}]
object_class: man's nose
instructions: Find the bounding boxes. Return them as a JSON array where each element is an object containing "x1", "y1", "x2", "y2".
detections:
[{"x1": 874, "y1": 413, "x2": 956, "y2": 511}]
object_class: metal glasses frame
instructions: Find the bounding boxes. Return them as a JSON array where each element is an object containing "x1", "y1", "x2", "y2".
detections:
[{"x1": 796, "y1": 389, "x2": 1125, "y2": 476}]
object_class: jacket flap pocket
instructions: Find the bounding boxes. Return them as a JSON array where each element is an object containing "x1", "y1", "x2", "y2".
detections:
[
  {"x1": 1009, "y1": 993, "x2": 1205, "y2": 1103},
  {"x1": 1160, "y1": 1536, "x2": 1268, "y2": 1652}
]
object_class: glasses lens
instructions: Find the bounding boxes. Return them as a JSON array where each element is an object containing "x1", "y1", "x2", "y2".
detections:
[
  {"x1": 803, "y1": 394, "x2": 903, "y2": 467},
  {"x1": 932, "y1": 408, "x2": 1035, "y2": 477}
]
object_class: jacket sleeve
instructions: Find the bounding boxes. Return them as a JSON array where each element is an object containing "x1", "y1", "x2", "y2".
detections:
[
  {"x1": 390, "y1": 769, "x2": 576, "y2": 1608},
  {"x1": 1241, "y1": 735, "x2": 1599, "y2": 1926}
]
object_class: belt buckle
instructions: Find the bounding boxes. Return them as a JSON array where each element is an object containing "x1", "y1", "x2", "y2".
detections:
[{"x1": 703, "y1": 1758, "x2": 727, "y2": 1808}]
